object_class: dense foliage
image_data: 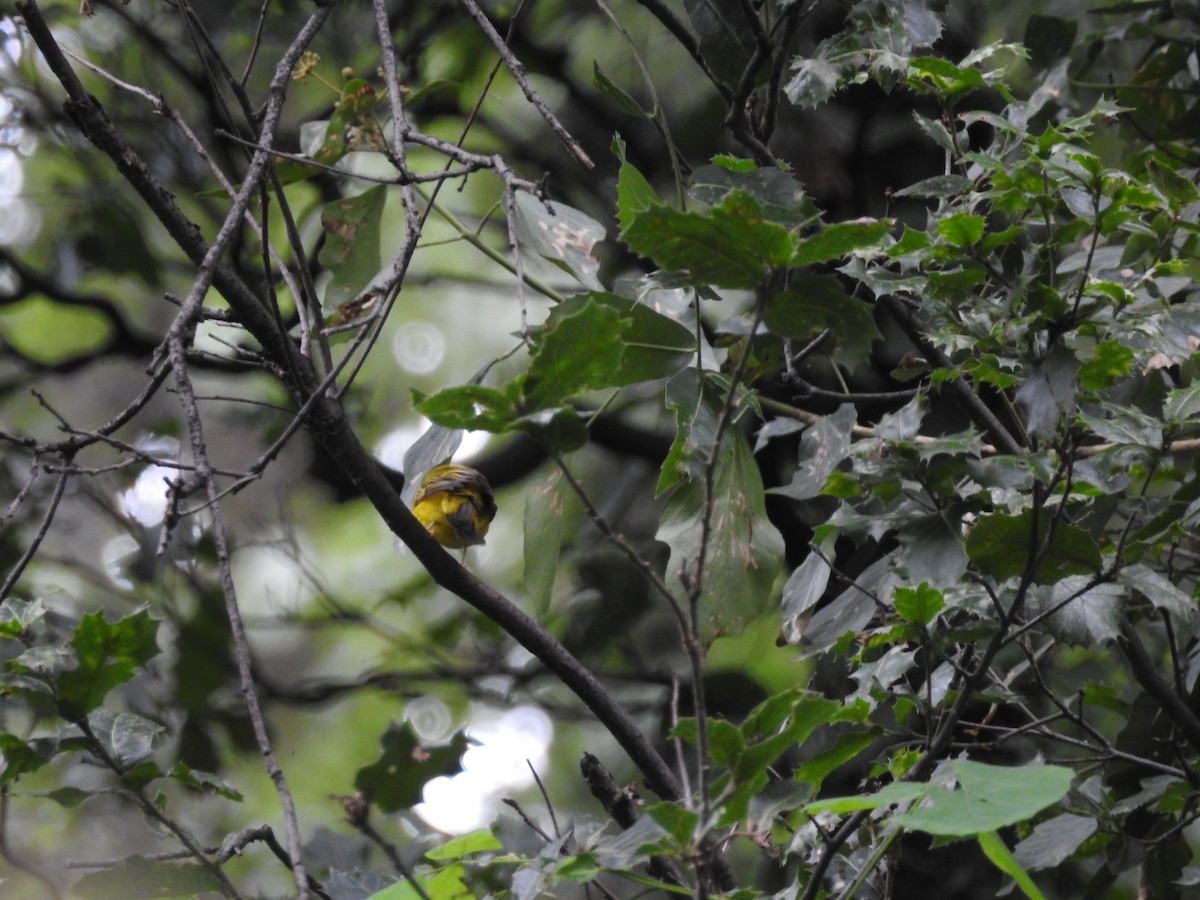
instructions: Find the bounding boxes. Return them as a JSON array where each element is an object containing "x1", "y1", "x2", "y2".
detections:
[{"x1": 3, "y1": 0, "x2": 1200, "y2": 897}]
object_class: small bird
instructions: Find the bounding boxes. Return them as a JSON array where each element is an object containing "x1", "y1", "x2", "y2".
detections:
[{"x1": 410, "y1": 464, "x2": 497, "y2": 549}]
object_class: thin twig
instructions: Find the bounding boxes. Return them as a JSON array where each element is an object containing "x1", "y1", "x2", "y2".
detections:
[{"x1": 457, "y1": 0, "x2": 594, "y2": 168}]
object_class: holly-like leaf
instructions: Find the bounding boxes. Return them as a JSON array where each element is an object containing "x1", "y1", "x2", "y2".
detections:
[
  {"x1": 621, "y1": 190, "x2": 794, "y2": 288},
  {"x1": 690, "y1": 162, "x2": 819, "y2": 229},
  {"x1": 524, "y1": 298, "x2": 630, "y2": 409},
  {"x1": 540, "y1": 292, "x2": 694, "y2": 387},
  {"x1": 893, "y1": 583, "x2": 945, "y2": 625},
  {"x1": 354, "y1": 721, "x2": 471, "y2": 813},
  {"x1": 792, "y1": 219, "x2": 890, "y2": 266},
  {"x1": 55, "y1": 611, "x2": 160, "y2": 720}
]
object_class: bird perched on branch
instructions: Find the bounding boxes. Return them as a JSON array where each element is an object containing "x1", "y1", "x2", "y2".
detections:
[{"x1": 411, "y1": 464, "x2": 497, "y2": 549}]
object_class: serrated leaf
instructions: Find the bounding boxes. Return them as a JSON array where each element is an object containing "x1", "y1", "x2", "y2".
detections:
[
  {"x1": 965, "y1": 509, "x2": 1102, "y2": 584},
  {"x1": 689, "y1": 163, "x2": 819, "y2": 229},
  {"x1": 1119, "y1": 563, "x2": 1195, "y2": 624},
  {"x1": 937, "y1": 212, "x2": 986, "y2": 247},
  {"x1": 621, "y1": 190, "x2": 794, "y2": 288},
  {"x1": 893, "y1": 583, "x2": 945, "y2": 625},
  {"x1": 1027, "y1": 576, "x2": 1123, "y2": 645},
  {"x1": 541, "y1": 292, "x2": 694, "y2": 386},
  {"x1": 513, "y1": 191, "x2": 606, "y2": 291},
  {"x1": 89, "y1": 708, "x2": 163, "y2": 768},
  {"x1": 319, "y1": 184, "x2": 387, "y2": 310},
  {"x1": 354, "y1": 722, "x2": 470, "y2": 813},
  {"x1": 785, "y1": 58, "x2": 843, "y2": 108},
  {"x1": 792, "y1": 219, "x2": 890, "y2": 266},
  {"x1": 168, "y1": 762, "x2": 243, "y2": 801},
  {"x1": 1164, "y1": 383, "x2": 1200, "y2": 423},
  {"x1": 56, "y1": 610, "x2": 160, "y2": 720},
  {"x1": 524, "y1": 299, "x2": 629, "y2": 409},
  {"x1": 1077, "y1": 340, "x2": 1134, "y2": 391}
]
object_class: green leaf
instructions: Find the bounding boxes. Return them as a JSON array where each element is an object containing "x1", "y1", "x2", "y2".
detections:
[
  {"x1": 689, "y1": 163, "x2": 819, "y2": 229},
  {"x1": 319, "y1": 184, "x2": 387, "y2": 311},
  {"x1": 683, "y1": 0, "x2": 757, "y2": 89},
  {"x1": 656, "y1": 430, "x2": 785, "y2": 644},
  {"x1": 524, "y1": 298, "x2": 629, "y2": 409},
  {"x1": 792, "y1": 219, "x2": 890, "y2": 266},
  {"x1": 906, "y1": 56, "x2": 986, "y2": 96},
  {"x1": 893, "y1": 583, "x2": 945, "y2": 625},
  {"x1": 56, "y1": 610, "x2": 160, "y2": 720},
  {"x1": 804, "y1": 781, "x2": 926, "y2": 815},
  {"x1": 937, "y1": 212, "x2": 986, "y2": 247},
  {"x1": 424, "y1": 829, "x2": 503, "y2": 861},
  {"x1": 977, "y1": 831, "x2": 1048, "y2": 900},
  {"x1": 168, "y1": 762, "x2": 243, "y2": 801},
  {"x1": 513, "y1": 191, "x2": 606, "y2": 290},
  {"x1": 613, "y1": 136, "x2": 660, "y2": 233},
  {"x1": 0, "y1": 297, "x2": 115, "y2": 365},
  {"x1": 1118, "y1": 563, "x2": 1195, "y2": 624},
  {"x1": 593, "y1": 62, "x2": 651, "y2": 118},
  {"x1": 893, "y1": 175, "x2": 975, "y2": 198},
  {"x1": 646, "y1": 802, "x2": 701, "y2": 846},
  {"x1": 1077, "y1": 340, "x2": 1134, "y2": 391},
  {"x1": 70, "y1": 856, "x2": 224, "y2": 899},
  {"x1": 540, "y1": 292, "x2": 694, "y2": 387},
  {"x1": 1027, "y1": 576, "x2": 1122, "y2": 645},
  {"x1": 763, "y1": 276, "x2": 880, "y2": 365},
  {"x1": 895, "y1": 761, "x2": 1073, "y2": 836},
  {"x1": 415, "y1": 384, "x2": 519, "y2": 432},
  {"x1": 0, "y1": 597, "x2": 46, "y2": 639},
  {"x1": 1163, "y1": 383, "x2": 1200, "y2": 424},
  {"x1": 965, "y1": 509, "x2": 1102, "y2": 584},
  {"x1": 0, "y1": 732, "x2": 48, "y2": 785},
  {"x1": 524, "y1": 467, "x2": 576, "y2": 610},
  {"x1": 354, "y1": 721, "x2": 471, "y2": 814},
  {"x1": 621, "y1": 190, "x2": 794, "y2": 288}
]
